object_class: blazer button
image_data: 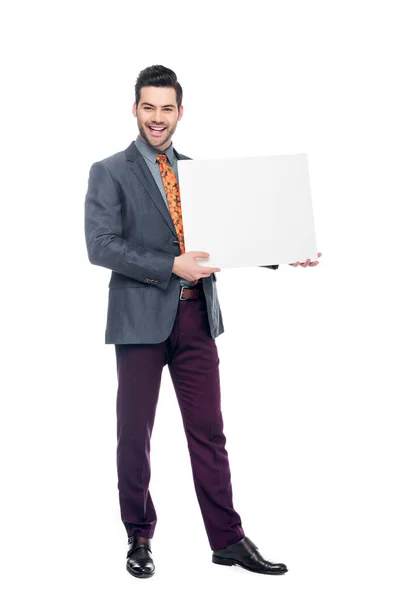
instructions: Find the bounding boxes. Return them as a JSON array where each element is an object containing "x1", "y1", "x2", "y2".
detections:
[{"x1": 172, "y1": 240, "x2": 179, "y2": 244}]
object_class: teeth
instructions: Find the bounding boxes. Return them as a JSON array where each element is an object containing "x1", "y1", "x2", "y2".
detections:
[{"x1": 149, "y1": 126, "x2": 165, "y2": 130}]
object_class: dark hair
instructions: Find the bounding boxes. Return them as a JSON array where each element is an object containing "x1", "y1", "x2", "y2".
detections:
[{"x1": 135, "y1": 65, "x2": 183, "y2": 110}]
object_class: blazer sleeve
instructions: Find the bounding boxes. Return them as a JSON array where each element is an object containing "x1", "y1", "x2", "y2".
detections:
[
  {"x1": 84, "y1": 161, "x2": 175, "y2": 290},
  {"x1": 260, "y1": 265, "x2": 279, "y2": 269}
]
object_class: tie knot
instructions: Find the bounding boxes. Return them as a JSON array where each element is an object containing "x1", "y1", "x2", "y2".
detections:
[{"x1": 156, "y1": 153, "x2": 167, "y2": 164}]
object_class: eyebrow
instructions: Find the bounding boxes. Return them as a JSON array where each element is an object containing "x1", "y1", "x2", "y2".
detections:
[{"x1": 141, "y1": 102, "x2": 176, "y2": 108}]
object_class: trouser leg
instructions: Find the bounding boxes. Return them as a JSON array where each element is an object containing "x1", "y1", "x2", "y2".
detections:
[
  {"x1": 114, "y1": 342, "x2": 165, "y2": 539},
  {"x1": 167, "y1": 292, "x2": 245, "y2": 551}
]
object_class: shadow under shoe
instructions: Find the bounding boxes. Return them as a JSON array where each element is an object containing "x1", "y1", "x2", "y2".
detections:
[
  {"x1": 212, "y1": 536, "x2": 288, "y2": 575},
  {"x1": 126, "y1": 535, "x2": 155, "y2": 578}
]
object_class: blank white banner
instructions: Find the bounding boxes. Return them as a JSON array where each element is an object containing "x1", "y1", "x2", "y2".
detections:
[{"x1": 178, "y1": 153, "x2": 318, "y2": 268}]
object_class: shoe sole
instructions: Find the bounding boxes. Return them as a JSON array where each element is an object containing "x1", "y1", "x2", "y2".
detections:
[
  {"x1": 126, "y1": 563, "x2": 155, "y2": 578},
  {"x1": 212, "y1": 554, "x2": 287, "y2": 574}
]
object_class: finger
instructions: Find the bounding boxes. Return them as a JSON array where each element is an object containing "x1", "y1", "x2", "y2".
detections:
[
  {"x1": 309, "y1": 261, "x2": 319, "y2": 266},
  {"x1": 202, "y1": 267, "x2": 220, "y2": 274}
]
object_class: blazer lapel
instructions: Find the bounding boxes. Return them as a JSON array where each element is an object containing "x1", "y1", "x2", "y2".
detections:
[{"x1": 125, "y1": 140, "x2": 189, "y2": 238}]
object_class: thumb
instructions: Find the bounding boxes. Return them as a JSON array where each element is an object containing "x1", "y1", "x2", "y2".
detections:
[{"x1": 192, "y1": 252, "x2": 210, "y2": 258}]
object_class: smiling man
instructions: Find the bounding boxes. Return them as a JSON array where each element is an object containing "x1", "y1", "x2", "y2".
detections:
[
  {"x1": 135, "y1": 91, "x2": 178, "y2": 145},
  {"x1": 84, "y1": 64, "x2": 319, "y2": 580}
]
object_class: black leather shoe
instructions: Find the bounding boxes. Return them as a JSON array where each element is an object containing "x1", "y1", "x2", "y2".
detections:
[
  {"x1": 126, "y1": 535, "x2": 155, "y2": 578},
  {"x1": 212, "y1": 536, "x2": 288, "y2": 575}
]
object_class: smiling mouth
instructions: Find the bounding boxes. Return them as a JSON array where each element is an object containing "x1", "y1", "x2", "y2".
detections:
[{"x1": 148, "y1": 125, "x2": 167, "y2": 135}]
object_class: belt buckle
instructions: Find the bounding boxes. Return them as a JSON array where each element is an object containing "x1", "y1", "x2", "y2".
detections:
[{"x1": 180, "y1": 286, "x2": 190, "y2": 300}]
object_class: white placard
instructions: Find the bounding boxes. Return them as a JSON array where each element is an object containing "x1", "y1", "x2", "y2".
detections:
[{"x1": 177, "y1": 153, "x2": 318, "y2": 268}]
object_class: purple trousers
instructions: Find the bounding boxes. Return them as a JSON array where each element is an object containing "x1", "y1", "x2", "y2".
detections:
[{"x1": 114, "y1": 281, "x2": 245, "y2": 551}]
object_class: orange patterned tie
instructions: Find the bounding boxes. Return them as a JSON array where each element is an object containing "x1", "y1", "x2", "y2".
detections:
[{"x1": 156, "y1": 153, "x2": 198, "y2": 285}]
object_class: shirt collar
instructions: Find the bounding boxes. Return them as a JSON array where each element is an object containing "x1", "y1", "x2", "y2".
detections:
[{"x1": 135, "y1": 134, "x2": 175, "y2": 165}]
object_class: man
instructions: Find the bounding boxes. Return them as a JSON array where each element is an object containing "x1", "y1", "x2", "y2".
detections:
[{"x1": 84, "y1": 65, "x2": 321, "y2": 579}]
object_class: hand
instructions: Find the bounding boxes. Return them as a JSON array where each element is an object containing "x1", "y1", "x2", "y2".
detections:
[
  {"x1": 289, "y1": 252, "x2": 322, "y2": 267},
  {"x1": 173, "y1": 251, "x2": 221, "y2": 282}
]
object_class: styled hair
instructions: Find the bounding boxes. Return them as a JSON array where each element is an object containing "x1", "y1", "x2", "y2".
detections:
[{"x1": 135, "y1": 65, "x2": 183, "y2": 110}]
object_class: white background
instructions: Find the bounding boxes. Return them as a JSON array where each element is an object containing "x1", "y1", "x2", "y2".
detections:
[{"x1": 1, "y1": 1, "x2": 399, "y2": 598}]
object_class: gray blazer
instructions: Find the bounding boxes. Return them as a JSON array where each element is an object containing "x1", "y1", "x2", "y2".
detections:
[{"x1": 84, "y1": 140, "x2": 278, "y2": 344}]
